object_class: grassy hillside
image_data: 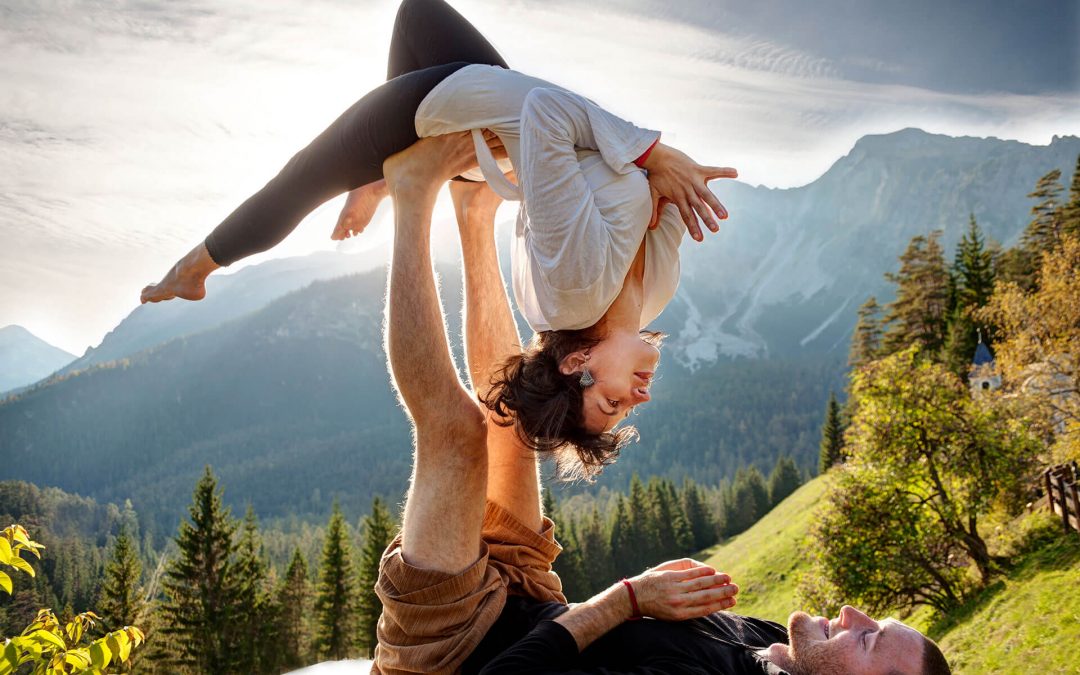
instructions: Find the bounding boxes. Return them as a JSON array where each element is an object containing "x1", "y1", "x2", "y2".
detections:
[
  {"x1": 701, "y1": 476, "x2": 828, "y2": 623},
  {"x1": 700, "y1": 476, "x2": 1080, "y2": 674}
]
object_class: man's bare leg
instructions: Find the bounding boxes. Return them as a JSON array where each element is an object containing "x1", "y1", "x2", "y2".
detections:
[
  {"x1": 451, "y1": 178, "x2": 543, "y2": 532},
  {"x1": 331, "y1": 179, "x2": 389, "y2": 241},
  {"x1": 140, "y1": 242, "x2": 220, "y2": 304},
  {"x1": 383, "y1": 134, "x2": 492, "y2": 572}
]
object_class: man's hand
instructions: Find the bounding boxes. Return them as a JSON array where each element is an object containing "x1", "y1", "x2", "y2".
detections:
[
  {"x1": 628, "y1": 558, "x2": 738, "y2": 621},
  {"x1": 641, "y1": 143, "x2": 737, "y2": 241}
]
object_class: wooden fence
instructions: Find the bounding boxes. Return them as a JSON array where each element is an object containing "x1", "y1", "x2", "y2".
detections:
[{"x1": 1043, "y1": 463, "x2": 1080, "y2": 535}]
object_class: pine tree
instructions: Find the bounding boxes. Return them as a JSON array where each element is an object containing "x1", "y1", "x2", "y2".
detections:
[
  {"x1": 849, "y1": 297, "x2": 883, "y2": 369},
  {"x1": 944, "y1": 215, "x2": 997, "y2": 375},
  {"x1": 233, "y1": 506, "x2": 270, "y2": 674},
  {"x1": 357, "y1": 497, "x2": 396, "y2": 656},
  {"x1": 277, "y1": 547, "x2": 312, "y2": 670},
  {"x1": 627, "y1": 475, "x2": 655, "y2": 570},
  {"x1": 556, "y1": 517, "x2": 587, "y2": 601},
  {"x1": 680, "y1": 479, "x2": 715, "y2": 552},
  {"x1": 819, "y1": 392, "x2": 844, "y2": 473},
  {"x1": 578, "y1": 507, "x2": 612, "y2": 596},
  {"x1": 883, "y1": 232, "x2": 952, "y2": 357},
  {"x1": 98, "y1": 527, "x2": 143, "y2": 631},
  {"x1": 608, "y1": 496, "x2": 635, "y2": 580},
  {"x1": 1062, "y1": 154, "x2": 1080, "y2": 237},
  {"x1": 723, "y1": 475, "x2": 758, "y2": 536},
  {"x1": 314, "y1": 502, "x2": 358, "y2": 660},
  {"x1": 1023, "y1": 169, "x2": 1065, "y2": 255},
  {"x1": 161, "y1": 466, "x2": 240, "y2": 674},
  {"x1": 647, "y1": 478, "x2": 678, "y2": 559},
  {"x1": 768, "y1": 456, "x2": 802, "y2": 508}
]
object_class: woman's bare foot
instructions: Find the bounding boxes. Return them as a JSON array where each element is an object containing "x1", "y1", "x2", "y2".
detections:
[
  {"x1": 332, "y1": 179, "x2": 389, "y2": 240},
  {"x1": 141, "y1": 242, "x2": 220, "y2": 304}
]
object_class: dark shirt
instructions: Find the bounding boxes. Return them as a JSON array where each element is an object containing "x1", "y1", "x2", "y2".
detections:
[{"x1": 464, "y1": 596, "x2": 790, "y2": 675}]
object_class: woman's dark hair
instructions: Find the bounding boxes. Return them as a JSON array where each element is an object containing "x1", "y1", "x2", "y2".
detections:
[{"x1": 481, "y1": 327, "x2": 663, "y2": 482}]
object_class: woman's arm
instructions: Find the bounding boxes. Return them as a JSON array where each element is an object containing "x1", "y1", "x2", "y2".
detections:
[{"x1": 520, "y1": 88, "x2": 737, "y2": 243}]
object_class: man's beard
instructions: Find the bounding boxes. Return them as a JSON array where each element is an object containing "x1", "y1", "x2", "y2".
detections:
[{"x1": 784, "y1": 612, "x2": 846, "y2": 675}]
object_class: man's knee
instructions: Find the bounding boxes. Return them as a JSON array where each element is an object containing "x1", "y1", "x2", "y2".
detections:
[{"x1": 415, "y1": 397, "x2": 488, "y2": 458}]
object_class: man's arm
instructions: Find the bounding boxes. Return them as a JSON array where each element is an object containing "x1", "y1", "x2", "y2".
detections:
[
  {"x1": 480, "y1": 559, "x2": 739, "y2": 674},
  {"x1": 451, "y1": 178, "x2": 544, "y2": 531}
]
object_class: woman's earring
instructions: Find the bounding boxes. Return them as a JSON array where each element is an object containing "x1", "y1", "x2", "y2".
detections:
[{"x1": 579, "y1": 367, "x2": 595, "y2": 388}]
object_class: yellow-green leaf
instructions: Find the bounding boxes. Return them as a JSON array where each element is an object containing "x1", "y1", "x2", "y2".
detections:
[
  {"x1": 7, "y1": 556, "x2": 33, "y2": 578},
  {"x1": 89, "y1": 639, "x2": 112, "y2": 669},
  {"x1": 114, "y1": 630, "x2": 131, "y2": 662},
  {"x1": 0, "y1": 571, "x2": 11, "y2": 595},
  {"x1": 0, "y1": 642, "x2": 17, "y2": 675},
  {"x1": 30, "y1": 629, "x2": 65, "y2": 651},
  {"x1": 64, "y1": 649, "x2": 91, "y2": 668},
  {"x1": 0, "y1": 539, "x2": 12, "y2": 566},
  {"x1": 65, "y1": 619, "x2": 83, "y2": 644},
  {"x1": 8, "y1": 527, "x2": 32, "y2": 549}
]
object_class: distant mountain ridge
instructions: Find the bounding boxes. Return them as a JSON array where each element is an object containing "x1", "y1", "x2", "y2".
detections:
[
  {"x1": 671, "y1": 128, "x2": 1080, "y2": 363},
  {"x1": 57, "y1": 249, "x2": 385, "y2": 379},
  {"x1": 0, "y1": 325, "x2": 74, "y2": 393}
]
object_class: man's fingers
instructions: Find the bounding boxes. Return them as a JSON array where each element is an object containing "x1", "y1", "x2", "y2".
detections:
[
  {"x1": 681, "y1": 573, "x2": 731, "y2": 591},
  {"x1": 670, "y1": 565, "x2": 718, "y2": 581},
  {"x1": 704, "y1": 167, "x2": 738, "y2": 181}
]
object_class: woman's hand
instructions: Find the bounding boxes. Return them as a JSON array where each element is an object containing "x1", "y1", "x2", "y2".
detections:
[
  {"x1": 627, "y1": 558, "x2": 738, "y2": 621},
  {"x1": 641, "y1": 143, "x2": 738, "y2": 241}
]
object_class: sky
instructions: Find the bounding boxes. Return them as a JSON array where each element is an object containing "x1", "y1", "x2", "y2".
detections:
[{"x1": 2, "y1": 0, "x2": 1078, "y2": 354}]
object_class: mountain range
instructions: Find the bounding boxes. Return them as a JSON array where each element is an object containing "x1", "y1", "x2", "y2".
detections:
[
  {"x1": 1, "y1": 128, "x2": 1076, "y2": 538},
  {"x1": 0, "y1": 325, "x2": 74, "y2": 393}
]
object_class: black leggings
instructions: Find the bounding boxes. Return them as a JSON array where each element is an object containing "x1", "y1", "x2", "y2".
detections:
[{"x1": 204, "y1": 0, "x2": 508, "y2": 266}]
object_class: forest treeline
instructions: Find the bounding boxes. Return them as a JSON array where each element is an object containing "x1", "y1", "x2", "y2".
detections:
[
  {"x1": 804, "y1": 157, "x2": 1080, "y2": 615},
  {"x1": 0, "y1": 448, "x2": 802, "y2": 672}
]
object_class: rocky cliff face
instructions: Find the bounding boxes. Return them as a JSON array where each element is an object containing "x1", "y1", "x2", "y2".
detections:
[{"x1": 663, "y1": 129, "x2": 1080, "y2": 365}]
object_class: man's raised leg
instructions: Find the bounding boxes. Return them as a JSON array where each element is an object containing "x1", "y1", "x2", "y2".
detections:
[
  {"x1": 451, "y1": 178, "x2": 543, "y2": 532},
  {"x1": 382, "y1": 135, "x2": 490, "y2": 573}
]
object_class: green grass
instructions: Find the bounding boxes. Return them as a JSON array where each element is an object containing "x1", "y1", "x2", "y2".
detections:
[
  {"x1": 700, "y1": 477, "x2": 1080, "y2": 674},
  {"x1": 700, "y1": 477, "x2": 829, "y2": 623},
  {"x1": 929, "y1": 518, "x2": 1080, "y2": 674}
]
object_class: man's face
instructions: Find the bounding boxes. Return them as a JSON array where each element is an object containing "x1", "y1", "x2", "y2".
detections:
[{"x1": 764, "y1": 605, "x2": 926, "y2": 675}]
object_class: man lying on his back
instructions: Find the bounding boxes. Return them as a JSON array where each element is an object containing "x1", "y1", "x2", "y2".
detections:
[{"x1": 371, "y1": 132, "x2": 950, "y2": 675}]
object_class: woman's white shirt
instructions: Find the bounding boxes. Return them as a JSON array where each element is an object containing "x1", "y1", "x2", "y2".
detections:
[{"x1": 414, "y1": 64, "x2": 685, "y2": 332}]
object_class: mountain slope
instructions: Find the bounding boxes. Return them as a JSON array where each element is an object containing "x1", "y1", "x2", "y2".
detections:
[
  {"x1": 0, "y1": 262, "x2": 843, "y2": 540},
  {"x1": 0, "y1": 325, "x2": 75, "y2": 393},
  {"x1": 58, "y1": 249, "x2": 385, "y2": 378},
  {"x1": 672, "y1": 129, "x2": 1080, "y2": 363},
  {"x1": 1, "y1": 270, "x2": 412, "y2": 541},
  {"x1": 701, "y1": 477, "x2": 1080, "y2": 674}
]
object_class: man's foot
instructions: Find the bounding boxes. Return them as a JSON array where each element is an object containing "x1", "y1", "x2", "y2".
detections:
[
  {"x1": 140, "y1": 242, "x2": 219, "y2": 304},
  {"x1": 332, "y1": 180, "x2": 389, "y2": 240}
]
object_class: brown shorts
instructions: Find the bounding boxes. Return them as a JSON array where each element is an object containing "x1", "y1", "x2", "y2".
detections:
[{"x1": 371, "y1": 501, "x2": 567, "y2": 675}]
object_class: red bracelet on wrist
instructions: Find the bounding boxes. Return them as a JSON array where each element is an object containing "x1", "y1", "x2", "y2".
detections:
[
  {"x1": 633, "y1": 137, "x2": 660, "y2": 169},
  {"x1": 621, "y1": 579, "x2": 643, "y2": 621}
]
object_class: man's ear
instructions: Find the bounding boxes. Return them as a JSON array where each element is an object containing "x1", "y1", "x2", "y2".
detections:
[{"x1": 559, "y1": 351, "x2": 588, "y2": 376}]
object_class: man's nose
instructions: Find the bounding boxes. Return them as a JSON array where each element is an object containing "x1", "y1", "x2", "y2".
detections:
[{"x1": 839, "y1": 605, "x2": 876, "y2": 630}]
